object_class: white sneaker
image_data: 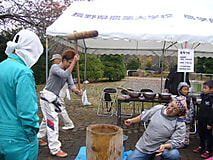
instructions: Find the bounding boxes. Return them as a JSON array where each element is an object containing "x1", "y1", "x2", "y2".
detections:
[{"x1": 62, "y1": 125, "x2": 74, "y2": 130}]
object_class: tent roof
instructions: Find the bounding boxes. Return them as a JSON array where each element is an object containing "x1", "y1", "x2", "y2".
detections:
[{"x1": 46, "y1": 0, "x2": 213, "y2": 57}]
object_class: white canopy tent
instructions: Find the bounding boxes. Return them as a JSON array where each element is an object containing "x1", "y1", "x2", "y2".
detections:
[
  {"x1": 46, "y1": 0, "x2": 213, "y2": 92},
  {"x1": 47, "y1": 0, "x2": 213, "y2": 57}
]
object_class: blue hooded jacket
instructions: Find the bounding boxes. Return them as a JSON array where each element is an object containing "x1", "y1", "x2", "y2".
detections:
[{"x1": 0, "y1": 54, "x2": 39, "y2": 142}]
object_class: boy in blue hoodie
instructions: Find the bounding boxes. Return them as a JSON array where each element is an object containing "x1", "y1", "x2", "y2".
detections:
[{"x1": 193, "y1": 80, "x2": 213, "y2": 159}]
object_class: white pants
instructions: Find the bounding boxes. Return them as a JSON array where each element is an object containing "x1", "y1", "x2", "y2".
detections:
[
  {"x1": 58, "y1": 83, "x2": 74, "y2": 128},
  {"x1": 37, "y1": 94, "x2": 61, "y2": 154}
]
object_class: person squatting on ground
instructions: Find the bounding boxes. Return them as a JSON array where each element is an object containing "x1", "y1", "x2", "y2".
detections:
[
  {"x1": 50, "y1": 54, "x2": 75, "y2": 130},
  {"x1": 125, "y1": 96, "x2": 187, "y2": 160},
  {"x1": 177, "y1": 82, "x2": 194, "y2": 146},
  {"x1": 37, "y1": 49, "x2": 82, "y2": 158},
  {"x1": 193, "y1": 80, "x2": 213, "y2": 159},
  {"x1": 0, "y1": 29, "x2": 43, "y2": 160}
]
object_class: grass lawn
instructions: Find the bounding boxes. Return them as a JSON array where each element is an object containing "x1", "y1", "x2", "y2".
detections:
[{"x1": 37, "y1": 79, "x2": 154, "y2": 119}]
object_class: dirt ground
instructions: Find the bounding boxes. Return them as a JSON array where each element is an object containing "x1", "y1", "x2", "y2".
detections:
[
  {"x1": 37, "y1": 77, "x2": 208, "y2": 160},
  {"x1": 37, "y1": 104, "x2": 206, "y2": 160}
]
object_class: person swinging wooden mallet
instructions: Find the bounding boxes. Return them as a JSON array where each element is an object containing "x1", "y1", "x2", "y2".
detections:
[{"x1": 67, "y1": 30, "x2": 98, "y2": 105}]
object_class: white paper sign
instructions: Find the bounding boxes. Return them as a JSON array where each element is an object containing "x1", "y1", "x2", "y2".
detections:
[{"x1": 177, "y1": 49, "x2": 194, "y2": 72}]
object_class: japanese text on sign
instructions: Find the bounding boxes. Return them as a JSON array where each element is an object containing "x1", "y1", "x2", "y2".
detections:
[{"x1": 178, "y1": 49, "x2": 194, "y2": 72}]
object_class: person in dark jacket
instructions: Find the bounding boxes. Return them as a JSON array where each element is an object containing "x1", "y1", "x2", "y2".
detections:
[
  {"x1": 164, "y1": 65, "x2": 190, "y2": 95},
  {"x1": 193, "y1": 80, "x2": 213, "y2": 159}
]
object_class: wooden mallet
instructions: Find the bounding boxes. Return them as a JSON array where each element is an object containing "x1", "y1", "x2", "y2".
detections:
[{"x1": 67, "y1": 30, "x2": 98, "y2": 90}]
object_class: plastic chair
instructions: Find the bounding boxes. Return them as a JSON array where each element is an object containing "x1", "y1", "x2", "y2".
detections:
[{"x1": 97, "y1": 88, "x2": 118, "y2": 117}]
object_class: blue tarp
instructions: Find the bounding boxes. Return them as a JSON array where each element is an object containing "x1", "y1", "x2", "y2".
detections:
[{"x1": 75, "y1": 146, "x2": 132, "y2": 160}]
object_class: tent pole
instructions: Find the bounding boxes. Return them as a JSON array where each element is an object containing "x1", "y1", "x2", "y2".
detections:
[
  {"x1": 184, "y1": 42, "x2": 187, "y2": 82},
  {"x1": 45, "y1": 37, "x2": 49, "y2": 82},
  {"x1": 161, "y1": 41, "x2": 166, "y2": 93}
]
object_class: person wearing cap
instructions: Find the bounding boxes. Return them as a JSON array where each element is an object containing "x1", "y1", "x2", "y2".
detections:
[
  {"x1": 0, "y1": 29, "x2": 43, "y2": 160},
  {"x1": 50, "y1": 53, "x2": 75, "y2": 130},
  {"x1": 37, "y1": 49, "x2": 82, "y2": 158},
  {"x1": 177, "y1": 82, "x2": 194, "y2": 146},
  {"x1": 50, "y1": 54, "x2": 62, "y2": 64},
  {"x1": 125, "y1": 96, "x2": 187, "y2": 160}
]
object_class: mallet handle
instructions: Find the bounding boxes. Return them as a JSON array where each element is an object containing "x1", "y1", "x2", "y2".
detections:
[
  {"x1": 67, "y1": 30, "x2": 98, "y2": 40},
  {"x1": 74, "y1": 39, "x2": 81, "y2": 90}
]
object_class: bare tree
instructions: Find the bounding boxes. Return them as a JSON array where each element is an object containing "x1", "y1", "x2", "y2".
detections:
[{"x1": 0, "y1": 0, "x2": 72, "y2": 40}]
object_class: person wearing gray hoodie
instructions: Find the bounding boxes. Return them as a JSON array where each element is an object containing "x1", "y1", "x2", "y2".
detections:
[{"x1": 125, "y1": 96, "x2": 187, "y2": 160}]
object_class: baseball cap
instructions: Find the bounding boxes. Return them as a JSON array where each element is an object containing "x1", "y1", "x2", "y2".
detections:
[{"x1": 50, "y1": 54, "x2": 62, "y2": 61}]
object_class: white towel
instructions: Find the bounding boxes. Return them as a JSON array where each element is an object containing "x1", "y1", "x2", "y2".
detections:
[
  {"x1": 5, "y1": 29, "x2": 43, "y2": 68},
  {"x1": 82, "y1": 90, "x2": 91, "y2": 106}
]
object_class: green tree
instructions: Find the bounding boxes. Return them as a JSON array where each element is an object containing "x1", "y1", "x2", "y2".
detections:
[
  {"x1": 145, "y1": 57, "x2": 152, "y2": 70},
  {"x1": 77, "y1": 54, "x2": 104, "y2": 82},
  {"x1": 126, "y1": 57, "x2": 141, "y2": 70},
  {"x1": 195, "y1": 57, "x2": 213, "y2": 74},
  {"x1": 204, "y1": 57, "x2": 213, "y2": 74},
  {"x1": 100, "y1": 54, "x2": 126, "y2": 81},
  {"x1": 195, "y1": 57, "x2": 205, "y2": 73}
]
